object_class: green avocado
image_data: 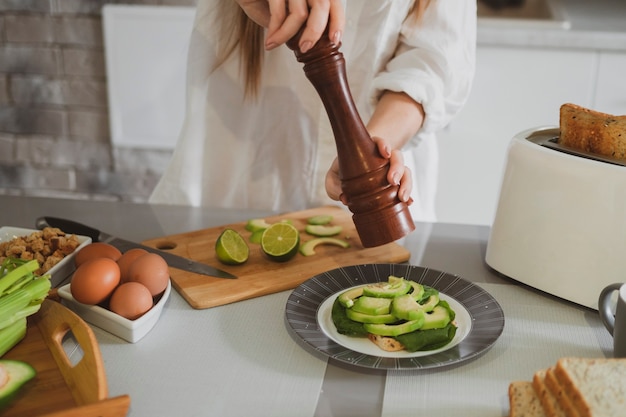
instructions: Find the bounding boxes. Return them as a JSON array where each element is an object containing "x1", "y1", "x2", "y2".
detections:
[
  {"x1": 346, "y1": 308, "x2": 398, "y2": 324},
  {"x1": 245, "y1": 218, "x2": 271, "y2": 232},
  {"x1": 331, "y1": 298, "x2": 367, "y2": 336},
  {"x1": 337, "y1": 286, "x2": 364, "y2": 308},
  {"x1": 408, "y1": 281, "x2": 425, "y2": 300},
  {"x1": 0, "y1": 360, "x2": 36, "y2": 409},
  {"x1": 299, "y1": 237, "x2": 350, "y2": 256},
  {"x1": 362, "y1": 276, "x2": 411, "y2": 298},
  {"x1": 420, "y1": 305, "x2": 451, "y2": 330},
  {"x1": 364, "y1": 311, "x2": 425, "y2": 337},
  {"x1": 351, "y1": 296, "x2": 392, "y2": 316},
  {"x1": 420, "y1": 294, "x2": 440, "y2": 313},
  {"x1": 306, "y1": 214, "x2": 333, "y2": 225},
  {"x1": 304, "y1": 224, "x2": 343, "y2": 237},
  {"x1": 391, "y1": 294, "x2": 424, "y2": 321}
]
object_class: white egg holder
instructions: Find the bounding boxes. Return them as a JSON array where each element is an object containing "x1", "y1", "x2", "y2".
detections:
[
  {"x1": 57, "y1": 280, "x2": 171, "y2": 343},
  {"x1": 0, "y1": 226, "x2": 92, "y2": 287}
]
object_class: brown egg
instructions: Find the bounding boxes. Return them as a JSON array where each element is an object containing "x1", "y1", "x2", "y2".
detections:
[
  {"x1": 71, "y1": 258, "x2": 120, "y2": 305},
  {"x1": 127, "y1": 253, "x2": 169, "y2": 297},
  {"x1": 109, "y1": 282, "x2": 154, "y2": 320},
  {"x1": 117, "y1": 248, "x2": 149, "y2": 283},
  {"x1": 75, "y1": 242, "x2": 122, "y2": 267}
]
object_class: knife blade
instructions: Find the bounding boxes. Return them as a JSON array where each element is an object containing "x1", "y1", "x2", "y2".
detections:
[{"x1": 36, "y1": 216, "x2": 237, "y2": 279}]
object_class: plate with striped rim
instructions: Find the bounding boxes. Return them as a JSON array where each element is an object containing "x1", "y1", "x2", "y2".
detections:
[{"x1": 285, "y1": 263, "x2": 505, "y2": 370}]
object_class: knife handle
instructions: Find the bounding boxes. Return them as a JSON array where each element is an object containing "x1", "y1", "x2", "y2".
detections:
[{"x1": 36, "y1": 216, "x2": 101, "y2": 242}]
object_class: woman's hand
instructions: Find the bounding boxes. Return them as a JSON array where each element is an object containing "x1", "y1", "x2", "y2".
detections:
[
  {"x1": 234, "y1": 0, "x2": 345, "y2": 53},
  {"x1": 325, "y1": 137, "x2": 413, "y2": 206}
]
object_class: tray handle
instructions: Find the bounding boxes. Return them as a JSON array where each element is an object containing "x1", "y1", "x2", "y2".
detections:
[
  {"x1": 34, "y1": 299, "x2": 109, "y2": 406},
  {"x1": 40, "y1": 395, "x2": 131, "y2": 417}
]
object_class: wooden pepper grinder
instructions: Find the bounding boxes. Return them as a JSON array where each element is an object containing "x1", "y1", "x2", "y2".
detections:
[{"x1": 287, "y1": 30, "x2": 415, "y2": 247}]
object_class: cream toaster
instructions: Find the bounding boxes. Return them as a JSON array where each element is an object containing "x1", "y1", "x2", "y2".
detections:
[{"x1": 486, "y1": 126, "x2": 626, "y2": 310}]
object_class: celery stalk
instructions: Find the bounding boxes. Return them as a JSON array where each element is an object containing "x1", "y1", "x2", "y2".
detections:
[
  {"x1": 0, "y1": 318, "x2": 27, "y2": 357},
  {"x1": 0, "y1": 304, "x2": 40, "y2": 331},
  {"x1": 0, "y1": 260, "x2": 39, "y2": 296},
  {"x1": 0, "y1": 277, "x2": 51, "y2": 331}
]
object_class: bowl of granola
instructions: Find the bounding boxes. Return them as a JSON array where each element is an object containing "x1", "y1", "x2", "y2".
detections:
[{"x1": 0, "y1": 226, "x2": 92, "y2": 287}]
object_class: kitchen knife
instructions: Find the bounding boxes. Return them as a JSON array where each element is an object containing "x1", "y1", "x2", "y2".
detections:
[{"x1": 36, "y1": 216, "x2": 237, "y2": 279}]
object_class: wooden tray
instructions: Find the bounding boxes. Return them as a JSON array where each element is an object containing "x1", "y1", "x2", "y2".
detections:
[
  {"x1": 1, "y1": 298, "x2": 130, "y2": 417},
  {"x1": 142, "y1": 206, "x2": 411, "y2": 309}
]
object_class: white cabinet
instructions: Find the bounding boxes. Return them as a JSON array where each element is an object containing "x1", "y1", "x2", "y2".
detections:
[{"x1": 435, "y1": 45, "x2": 597, "y2": 225}]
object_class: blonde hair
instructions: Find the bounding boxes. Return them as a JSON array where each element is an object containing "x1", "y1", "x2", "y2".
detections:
[{"x1": 215, "y1": 0, "x2": 432, "y2": 96}]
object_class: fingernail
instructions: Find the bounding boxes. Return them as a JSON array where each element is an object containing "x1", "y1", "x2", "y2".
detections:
[
  {"x1": 384, "y1": 145, "x2": 391, "y2": 158},
  {"x1": 392, "y1": 172, "x2": 400, "y2": 185},
  {"x1": 300, "y1": 41, "x2": 312, "y2": 53},
  {"x1": 265, "y1": 42, "x2": 277, "y2": 50},
  {"x1": 332, "y1": 31, "x2": 342, "y2": 45}
]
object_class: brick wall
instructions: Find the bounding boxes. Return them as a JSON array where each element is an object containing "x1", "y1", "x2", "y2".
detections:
[{"x1": 0, "y1": 0, "x2": 196, "y2": 202}]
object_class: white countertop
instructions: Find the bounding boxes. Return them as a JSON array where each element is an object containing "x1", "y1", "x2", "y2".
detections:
[
  {"x1": 478, "y1": 0, "x2": 626, "y2": 51},
  {"x1": 0, "y1": 195, "x2": 615, "y2": 417}
]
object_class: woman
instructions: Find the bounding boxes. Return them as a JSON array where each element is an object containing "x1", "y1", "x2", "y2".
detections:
[{"x1": 150, "y1": 0, "x2": 476, "y2": 222}]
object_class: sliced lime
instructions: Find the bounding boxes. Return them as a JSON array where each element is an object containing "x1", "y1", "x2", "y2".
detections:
[
  {"x1": 215, "y1": 229, "x2": 249, "y2": 265},
  {"x1": 261, "y1": 223, "x2": 300, "y2": 262}
]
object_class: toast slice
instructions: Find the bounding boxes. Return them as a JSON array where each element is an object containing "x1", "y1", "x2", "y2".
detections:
[
  {"x1": 554, "y1": 357, "x2": 626, "y2": 417},
  {"x1": 544, "y1": 367, "x2": 580, "y2": 417},
  {"x1": 532, "y1": 369, "x2": 567, "y2": 417},
  {"x1": 367, "y1": 333, "x2": 405, "y2": 352},
  {"x1": 509, "y1": 381, "x2": 547, "y2": 417},
  {"x1": 559, "y1": 103, "x2": 626, "y2": 161}
]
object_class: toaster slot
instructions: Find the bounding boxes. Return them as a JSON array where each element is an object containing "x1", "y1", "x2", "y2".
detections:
[{"x1": 526, "y1": 129, "x2": 626, "y2": 167}]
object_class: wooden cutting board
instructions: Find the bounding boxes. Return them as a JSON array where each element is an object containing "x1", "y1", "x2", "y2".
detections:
[
  {"x1": 2, "y1": 299, "x2": 130, "y2": 417},
  {"x1": 141, "y1": 206, "x2": 411, "y2": 309}
]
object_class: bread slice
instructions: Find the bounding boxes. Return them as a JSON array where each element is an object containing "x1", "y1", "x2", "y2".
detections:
[
  {"x1": 509, "y1": 381, "x2": 547, "y2": 417},
  {"x1": 544, "y1": 367, "x2": 580, "y2": 417},
  {"x1": 559, "y1": 103, "x2": 626, "y2": 161},
  {"x1": 367, "y1": 333, "x2": 405, "y2": 352},
  {"x1": 532, "y1": 369, "x2": 567, "y2": 417},
  {"x1": 554, "y1": 357, "x2": 626, "y2": 417}
]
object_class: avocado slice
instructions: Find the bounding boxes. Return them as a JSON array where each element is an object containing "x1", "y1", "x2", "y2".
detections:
[
  {"x1": 351, "y1": 296, "x2": 392, "y2": 316},
  {"x1": 299, "y1": 237, "x2": 350, "y2": 256},
  {"x1": 362, "y1": 276, "x2": 411, "y2": 298},
  {"x1": 331, "y1": 298, "x2": 367, "y2": 336},
  {"x1": 0, "y1": 360, "x2": 36, "y2": 409},
  {"x1": 420, "y1": 305, "x2": 451, "y2": 330},
  {"x1": 245, "y1": 218, "x2": 271, "y2": 232},
  {"x1": 304, "y1": 224, "x2": 342, "y2": 237},
  {"x1": 337, "y1": 286, "x2": 364, "y2": 308},
  {"x1": 420, "y1": 294, "x2": 440, "y2": 313},
  {"x1": 307, "y1": 214, "x2": 334, "y2": 225},
  {"x1": 364, "y1": 311, "x2": 426, "y2": 337},
  {"x1": 346, "y1": 308, "x2": 399, "y2": 324},
  {"x1": 409, "y1": 281, "x2": 425, "y2": 300},
  {"x1": 391, "y1": 294, "x2": 424, "y2": 321}
]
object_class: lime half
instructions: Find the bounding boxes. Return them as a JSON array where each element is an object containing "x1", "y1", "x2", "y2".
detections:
[
  {"x1": 261, "y1": 222, "x2": 300, "y2": 262},
  {"x1": 215, "y1": 229, "x2": 249, "y2": 265}
]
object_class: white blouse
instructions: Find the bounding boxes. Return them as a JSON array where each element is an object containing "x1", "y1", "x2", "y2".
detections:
[{"x1": 149, "y1": 0, "x2": 477, "y2": 222}]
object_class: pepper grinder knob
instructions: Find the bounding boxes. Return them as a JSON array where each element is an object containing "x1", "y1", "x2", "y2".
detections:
[{"x1": 287, "y1": 30, "x2": 415, "y2": 247}]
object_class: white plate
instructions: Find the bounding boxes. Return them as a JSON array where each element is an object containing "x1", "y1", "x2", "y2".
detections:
[
  {"x1": 57, "y1": 280, "x2": 171, "y2": 343},
  {"x1": 316, "y1": 288, "x2": 472, "y2": 359},
  {"x1": 0, "y1": 226, "x2": 92, "y2": 287}
]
